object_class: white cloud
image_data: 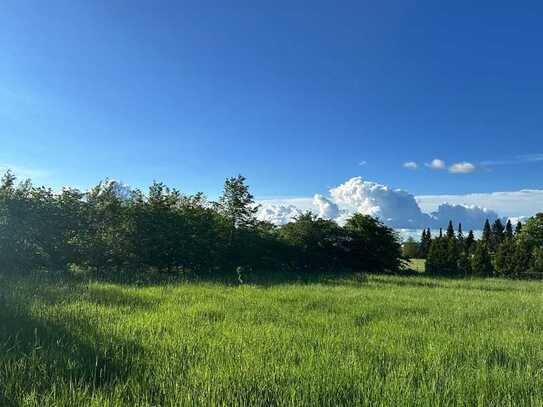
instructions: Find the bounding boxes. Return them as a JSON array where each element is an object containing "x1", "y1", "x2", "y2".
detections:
[
  {"x1": 313, "y1": 194, "x2": 339, "y2": 219},
  {"x1": 329, "y1": 177, "x2": 432, "y2": 228},
  {"x1": 257, "y1": 204, "x2": 304, "y2": 225},
  {"x1": 358, "y1": 160, "x2": 367, "y2": 166},
  {"x1": 417, "y1": 189, "x2": 543, "y2": 218},
  {"x1": 449, "y1": 162, "x2": 476, "y2": 173},
  {"x1": 403, "y1": 161, "x2": 418, "y2": 170},
  {"x1": 430, "y1": 203, "x2": 498, "y2": 229},
  {"x1": 257, "y1": 177, "x2": 540, "y2": 230},
  {"x1": 425, "y1": 158, "x2": 446, "y2": 170}
]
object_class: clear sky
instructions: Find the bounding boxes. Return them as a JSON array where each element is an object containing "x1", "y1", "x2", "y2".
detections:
[{"x1": 1, "y1": 1, "x2": 542, "y2": 208}]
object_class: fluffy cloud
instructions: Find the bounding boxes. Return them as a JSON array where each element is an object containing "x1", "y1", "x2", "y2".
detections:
[
  {"x1": 449, "y1": 162, "x2": 476, "y2": 173},
  {"x1": 425, "y1": 158, "x2": 446, "y2": 170},
  {"x1": 430, "y1": 203, "x2": 498, "y2": 230},
  {"x1": 329, "y1": 177, "x2": 432, "y2": 228},
  {"x1": 417, "y1": 189, "x2": 543, "y2": 218},
  {"x1": 313, "y1": 194, "x2": 339, "y2": 219},
  {"x1": 257, "y1": 204, "x2": 303, "y2": 225},
  {"x1": 258, "y1": 177, "x2": 519, "y2": 230},
  {"x1": 403, "y1": 161, "x2": 418, "y2": 170}
]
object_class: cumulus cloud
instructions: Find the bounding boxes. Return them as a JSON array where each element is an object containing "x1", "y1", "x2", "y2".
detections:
[
  {"x1": 258, "y1": 177, "x2": 516, "y2": 230},
  {"x1": 313, "y1": 194, "x2": 339, "y2": 220},
  {"x1": 257, "y1": 204, "x2": 303, "y2": 225},
  {"x1": 425, "y1": 159, "x2": 446, "y2": 170},
  {"x1": 417, "y1": 189, "x2": 543, "y2": 218},
  {"x1": 403, "y1": 161, "x2": 418, "y2": 170},
  {"x1": 449, "y1": 162, "x2": 476, "y2": 173},
  {"x1": 430, "y1": 203, "x2": 498, "y2": 229},
  {"x1": 329, "y1": 177, "x2": 433, "y2": 228}
]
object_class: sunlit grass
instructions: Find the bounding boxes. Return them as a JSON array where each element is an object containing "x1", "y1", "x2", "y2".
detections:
[{"x1": 1, "y1": 273, "x2": 543, "y2": 405}]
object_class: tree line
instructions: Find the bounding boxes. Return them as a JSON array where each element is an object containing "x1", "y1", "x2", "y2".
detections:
[
  {"x1": 403, "y1": 216, "x2": 543, "y2": 277},
  {"x1": 0, "y1": 171, "x2": 404, "y2": 277}
]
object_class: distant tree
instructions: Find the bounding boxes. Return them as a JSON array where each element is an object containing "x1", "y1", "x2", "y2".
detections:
[
  {"x1": 419, "y1": 229, "x2": 431, "y2": 258},
  {"x1": 494, "y1": 238, "x2": 516, "y2": 277},
  {"x1": 457, "y1": 223, "x2": 464, "y2": 240},
  {"x1": 505, "y1": 219, "x2": 514, "y2": 240},
  {"x1": 425, "y1": 237, "x2": 448, "y2": 275},
  {"x1": 445, "y1": 237, "x2": 459, "y2": 275},
  {"x1": 491, "y1": 219, "x2": 505, "y2": 250},
  {"x1": 402, "y1": 237, "x2": 420, "y2": 258},
  {"x1": 471, "y1": 242, "x2": 494, "y2": 276},
  {"x1": 515, "y1": 221, "x2": 523, "y2": 236},
  {"x1": 445, "y1": 221, "x2": 455, "y2": 240},
  {"x1": 482, "y1": 219, "x2": 492, "y2": 246},
  {"x1": 465, "y1": 230, "x2": 476, "y2": 254}
]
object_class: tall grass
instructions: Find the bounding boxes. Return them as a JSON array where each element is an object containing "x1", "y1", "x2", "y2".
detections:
[{"x1": 1, "y1": 272, "x2": 542, "y2": 406}]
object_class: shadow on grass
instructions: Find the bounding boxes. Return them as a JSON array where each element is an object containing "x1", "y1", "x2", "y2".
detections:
[{"x1": 0, "y1": 283, "x2": 153, "y2": 405}]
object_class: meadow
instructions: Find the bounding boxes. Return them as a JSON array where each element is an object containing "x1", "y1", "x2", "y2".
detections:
[{"x1": 1, "y1": 268, "x2": 543, "y2": 406}]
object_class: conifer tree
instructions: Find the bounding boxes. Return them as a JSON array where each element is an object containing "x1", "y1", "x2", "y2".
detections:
[
  {"x1": 471, "y1": 241, "x2": 494, "y2": 276},
  {"x1": 491, "y1": 219, "x2": 505, "y2": 250},
  {"x1": 482, "y1": 219, "x2": 492, "y2": 245},
  {"x1": 425, "y1": 236, "x2": 447, "y2": 275},
  {"x1": 515, "y1": 221, "x2": 523, "y2": 235},
  {"x1": 446, "y1": 221, "x2": 455, "y2": 240},
  {"x1": 457, "y1": 223, "x2": 464, "y2": 240},
  {"x1": 505, "y1": 219, "x2": 514, "y2": 240},
  {"x1": 495, "y1": 238, "x2": 516, "y2": 276},
  {"x1": 465, "y1": 230, "x2": 475, "y2": 254}
]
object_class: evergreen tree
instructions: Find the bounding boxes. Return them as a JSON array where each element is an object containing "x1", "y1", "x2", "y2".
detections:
[
  {"x1": 465, "y1": 230, "x2": 475, "y2": 254},
  {"x1": 445, "y1": 237, "x2": 459, "y2": 275},
  {"x1": 457, "y1": 223, "x2": 464, "y2": 240},
  {"x1": 446, "y1": 221, "x2": 455, "y2": 240},
  {"x1": 482, "y1": 219, "x2": 492, "y2": 246},
  {"x1": 457, "y1": 249, "x2": 471, "y2": 276},
  {"x1": 419, "y1": 228, "x2": 431, "y2": 258},
  {"x1": 505, "y1": 219, "x2": 514, "y2": 240},
  {"x1": 491, "y1": 219, "x2": 505, "y2": 250},
  {"x1": 425, "y1": 237, "x2": 448, "y2": 275},
  {"x1": 471, "y1": 242, "x2": 494, "y2": 276},
  {"x1": 494, "y1": 238, "x2": 516, "y2": 277},
  {"x1": 515, "y1": 221, "x2": 523, "y2": 236}
]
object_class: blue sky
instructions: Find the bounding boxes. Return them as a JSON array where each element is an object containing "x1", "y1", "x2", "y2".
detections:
[{"x1": 1, "y1": 1, "x2": 543, "y2": 219}]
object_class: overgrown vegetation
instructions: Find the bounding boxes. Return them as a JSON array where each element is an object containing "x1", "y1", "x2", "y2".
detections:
[{"x1": 0, "y1": 171, "x2": 404, "y2": 278}]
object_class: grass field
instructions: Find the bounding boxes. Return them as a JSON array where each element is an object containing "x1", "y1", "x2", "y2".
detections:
[{"x1": 1, "y1": 272, "x2": 543, "y2": 406}]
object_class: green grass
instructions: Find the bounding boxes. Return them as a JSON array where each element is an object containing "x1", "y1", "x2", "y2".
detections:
[{"x1": 1, "y1": 272, "x2": 543, "y2": 406}]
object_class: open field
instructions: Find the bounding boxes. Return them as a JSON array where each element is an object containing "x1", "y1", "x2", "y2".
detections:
[{"x1": 1, "y1": 273, "x2": 543, "y2": 406}]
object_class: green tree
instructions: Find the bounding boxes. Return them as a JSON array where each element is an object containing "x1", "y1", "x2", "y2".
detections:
[
  {"x1": 505, "y1": 219, "x2": 514, "y2": 240},
  {"x1": 494, "y1": 238, "x2": 516, "y2": 277},
  {"x1": 471, "y1": 242, "x2": 494, "y2": 276},
  {"x1": 482, "y1": 219, "x2": 492, "y2": 246},
  {"x1": 465, "y1": 230, "x2": 476, "y2": 254},
  {"x1": 491, "y1": 219, "x2": 505, "y2": 251},
  {"x1": 343, "y1": 214, "x2": 404, "y2": 273},
  {"x1": 446, "y1": 221, "x2": 455, "y2": 240},
  {"x1": 402, "y1": 237, "x2": 420, "y2": 258}
]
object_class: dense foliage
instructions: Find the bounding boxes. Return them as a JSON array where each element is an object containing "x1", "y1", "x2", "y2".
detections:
[
  {"x1": 418, "y1": 216, "x2": 543, "y2": 277},
  {"x1": 0, "y1": 171, "x2": 405, "y2": 277}
]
